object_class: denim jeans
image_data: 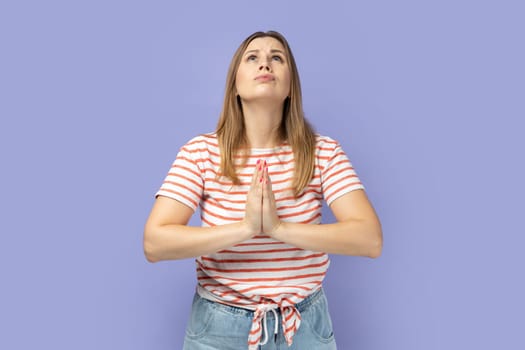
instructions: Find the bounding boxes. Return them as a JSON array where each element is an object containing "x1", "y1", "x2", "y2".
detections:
[{"x1": 183, "y1": 288, "x2": 337, "y2": 350}]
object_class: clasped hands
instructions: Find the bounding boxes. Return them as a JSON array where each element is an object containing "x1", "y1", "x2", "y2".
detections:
[{"x1": 243, "y1": 159, "x2": 282, "y2": 237}]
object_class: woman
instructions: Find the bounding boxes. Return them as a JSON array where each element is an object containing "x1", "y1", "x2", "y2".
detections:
[{"x1": 144, "y1": 30, "x2": 382, "y2": 350}]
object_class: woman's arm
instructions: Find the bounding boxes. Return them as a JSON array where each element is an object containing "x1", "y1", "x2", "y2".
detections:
[
  {"x1": 143, "y1": 197, "x2": 252, "y2": 262},
  {"x1": 262, "y1": 168, "x2": 382, "y2": 258},
  {"x1": 143, "y1": 162, "x2": 266, "y2": 262}
]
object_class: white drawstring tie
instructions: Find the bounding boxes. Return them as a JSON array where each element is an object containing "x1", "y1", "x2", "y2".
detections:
[
  {"x1": 248, "y1": 303, "x2": 300, "y2": 349},
  {"x1": 259, "y1": 308, "x2": 279, "y2": 346}
]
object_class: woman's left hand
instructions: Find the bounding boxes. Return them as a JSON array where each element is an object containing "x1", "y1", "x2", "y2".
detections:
[{"x1": 261, "y1": 163, "x2": 281, "y2": 235}]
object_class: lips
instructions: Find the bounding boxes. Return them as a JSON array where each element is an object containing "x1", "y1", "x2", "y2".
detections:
[{"x1": 255, "y1": 74, "x2": 275, "y2": 82}]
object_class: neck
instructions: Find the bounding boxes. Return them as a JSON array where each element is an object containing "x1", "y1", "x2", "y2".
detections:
[{"x1": 242, "y1": 101, "x2": 284, "y2": 148}]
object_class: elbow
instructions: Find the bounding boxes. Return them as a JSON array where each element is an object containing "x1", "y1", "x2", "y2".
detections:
[
  {"x1": 367, "y1": 227, "x2": 383, "y2": 259},
  {"x1": 144, "y1": 243, "x2": 160, "y2": 263},
  {"x1": 143, "y1": 227, "x2": 161, "y2": 263},
  {"x1": 143, "y1": 224, "x2": 187, "y2": 262},
  {"x1": 367, "y1": 241, "x2": 382, "y2": 259}
]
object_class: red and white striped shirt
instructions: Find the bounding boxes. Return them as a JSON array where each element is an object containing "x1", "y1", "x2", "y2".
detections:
[{"x1": 156, "y1": 133, "x2": 364, "y2": 348}]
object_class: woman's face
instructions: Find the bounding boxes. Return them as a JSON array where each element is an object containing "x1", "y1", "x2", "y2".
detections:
[{"x1": 235, "y1": 37, "x2": 291, "y2": 104}]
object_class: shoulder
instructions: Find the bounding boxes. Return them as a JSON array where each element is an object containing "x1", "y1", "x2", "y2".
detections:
[
  {"x1": 180, "y1": 132, "x2": 218, "y2": 152},
  {"x1": 314, "y1": 134, "x2": 341, "y2": 153}
]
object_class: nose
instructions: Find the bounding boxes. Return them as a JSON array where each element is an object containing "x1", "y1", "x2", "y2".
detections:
[{"x1": 258, "y1": 59, "x2": 271, "y2": 72}]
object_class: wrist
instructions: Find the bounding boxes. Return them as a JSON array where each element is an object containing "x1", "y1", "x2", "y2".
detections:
[
  {"x1": 239, "y1": 219, "x2": 259, "y2": 238},
  {"x1": 271, "y1": 220, "x2": 286, "y2": 240}
]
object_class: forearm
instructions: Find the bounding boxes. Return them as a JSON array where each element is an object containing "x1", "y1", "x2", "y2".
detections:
[
  {"x1": 144, "y1": 221, "x2": 252, "y2": 262},
  {"x1": 272, "y1": 219, "x2": 382, "y2": 258}
]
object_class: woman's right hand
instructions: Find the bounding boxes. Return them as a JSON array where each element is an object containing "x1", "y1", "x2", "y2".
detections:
[{"x1": 243, "y1": 159, "x2": 265, "y2": 236}]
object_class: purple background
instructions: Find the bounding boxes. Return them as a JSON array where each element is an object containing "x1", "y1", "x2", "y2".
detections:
[{"x1": 1, "y1": 1, "x2": 524, "y2": 349}]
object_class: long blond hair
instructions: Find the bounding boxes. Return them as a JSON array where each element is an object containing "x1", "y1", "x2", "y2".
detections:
[{"x1": 216, "y1": 31, "x2": 316, "y2": 197}]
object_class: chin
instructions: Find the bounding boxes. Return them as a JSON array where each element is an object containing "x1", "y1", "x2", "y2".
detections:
[{"x1": 240, "y1": 93, "x2": 287, "y2": 104}]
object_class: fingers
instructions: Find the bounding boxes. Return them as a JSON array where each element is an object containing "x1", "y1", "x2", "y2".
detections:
[
  {"x1": 250, "y1": 159, "x2": 274, "y2": 201},
  {"x1": 245, "y1": 159, "x2": 265, "y2": 236},
  {"x1": 262, "y1": 162, "x2": 269, "y2": 197},
  {"x1": 261, "y1": 162, "x2": 281, "y2": 235},
  {"x1": 262, "y1": 163, "x2": 274, "y2": 194},
  {"x1": 262, "y1": 163, "x2": 277, "y2": 211},
  {"x1": 259, "y1": 160, "x2": 266, "y2": 186},
  {"x1": 251, "y1": 159, "x2": 264, "y2": 189}
]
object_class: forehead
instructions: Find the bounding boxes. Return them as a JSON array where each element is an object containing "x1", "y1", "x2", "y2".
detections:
[{"x1": 244, "y1": 37, "x2": 286, "y2": 53}]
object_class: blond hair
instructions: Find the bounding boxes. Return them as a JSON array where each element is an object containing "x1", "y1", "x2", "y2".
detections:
[{"x1": 216, "y1": 31, "x2": 316, "y2": 197}]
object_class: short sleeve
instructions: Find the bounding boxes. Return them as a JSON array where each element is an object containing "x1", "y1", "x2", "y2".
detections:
[
  {"x1": 155, "y1": 138, "x2": 205, "y2": 211},
  {"x1": 320, "y1": 139, "x2": 365, "y2": 206}
]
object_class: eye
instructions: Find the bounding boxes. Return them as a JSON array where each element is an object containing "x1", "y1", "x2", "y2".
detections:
[
  {"x1": 246, "y1": 54, "x2": 257, "y2": 62},
  {"x1": 272, "y1": 55, "x2": 284, "y2": 62}
]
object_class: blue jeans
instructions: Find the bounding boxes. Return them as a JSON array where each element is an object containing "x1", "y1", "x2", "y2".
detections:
[{"x1": 183, "y1": 288, "x2": 337, "y2": 349}]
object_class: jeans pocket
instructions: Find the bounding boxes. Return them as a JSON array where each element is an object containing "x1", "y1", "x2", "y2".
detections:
[
  {"x1": 185, "y1": 295, "x2": 216, "y2": 339},
  {"x1": 301, "y1": 294, "x2": 335, "y2": 343}
]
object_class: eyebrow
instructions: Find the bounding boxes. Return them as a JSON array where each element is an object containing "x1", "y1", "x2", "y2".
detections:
[{"x1": 244, "y1": 49, "x2": 285, "y2": 55}]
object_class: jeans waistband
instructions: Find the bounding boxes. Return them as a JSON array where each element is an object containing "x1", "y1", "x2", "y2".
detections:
[{"x1": 197, "y1": 287, "x2": 324, "y2": 317}]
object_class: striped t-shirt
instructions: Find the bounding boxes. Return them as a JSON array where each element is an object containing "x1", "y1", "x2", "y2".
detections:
[{"x1": 156, "y1": 133, "x2": 364, "y2": 348}]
